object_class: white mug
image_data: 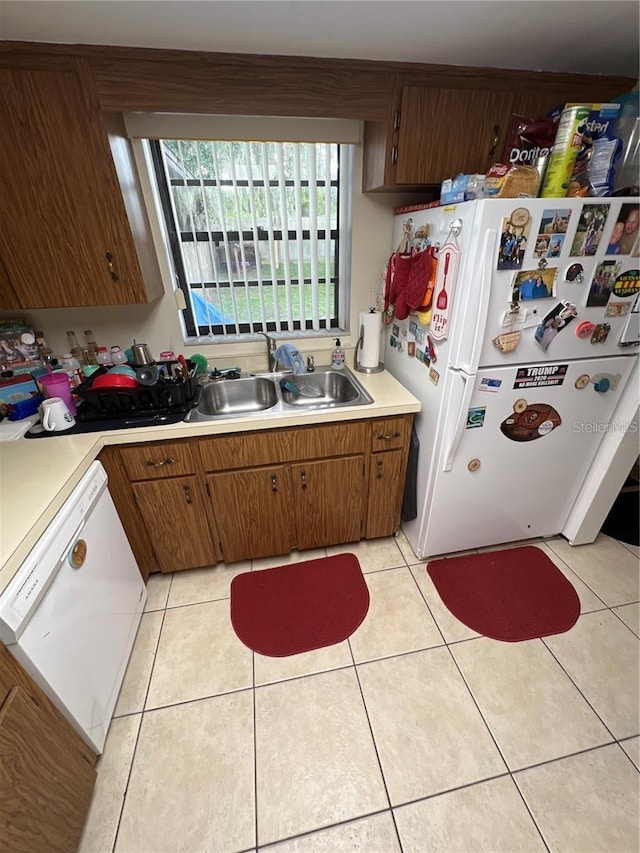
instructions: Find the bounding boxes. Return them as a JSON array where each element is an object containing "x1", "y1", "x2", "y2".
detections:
[{"x1": 39, "y1": 397, "x2": 76, "y2": 432}]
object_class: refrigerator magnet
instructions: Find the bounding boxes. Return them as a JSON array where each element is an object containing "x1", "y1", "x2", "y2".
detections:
[
  {"x1": 512, "y1": 267, "x2": 556, "y2": 301},
  {"x1": 500, "y1": 401, "x2": 562, "y2": 442},
  {"x1": 605, "y1": 203, "x2": 639, "y2": 256},
  {"x1": 604, "y1": 299, "x2": 632, "y2": 318},
  {"x1": 564, "y1": 263, "x2": 585, "y2": 284},
  {"x1": 429, "y1": 367, "x2": 440, "y2": 385},
  {"x1": 429, "y1": 235, "x2": 461, "y2": 341},
  {"x1": 426, "y1": 334, "x2": 438, "y2": 363},
  {"x1": 591, "y1": 323, "x2": 611, "y2": 343},
  {"x1": 575, "y1": 321, "x2": 596, "y2": 339},
  {"x1": 408, "y1": 342, "x2": 416, "y2": 357},
  {"x1": 569, "y1": 203, "x2": 610, "y2": 256},
  {"x1": 492, "y1": 330, "x2": 522, "y2": 353},
  {"x1": 574, "y1": 374, "x2": 591, "y2": 389},
  {"x1": 586, "y1": 260, "x2": 623, "y2": 307},
  {"x1": 416, "y1": 348, "x2": 425, "y2": 363},
  {"x1": 466, "y1": 406, "x2": 487, "y2": 429},
  {"x1": 414, "y1": 327, "x2": 425, "y2": 344},
  {"x1": 479, "y1": 377, "x2": 502, "y2": 392},
  {"x1": 534, "y1": 208, "x2": 572, "y2": 259},
  {"x1": 534, "y1": 302, "x2": 578, "y2": 351},
  {"x1": 497, "y1": 208, "x2": 531, "y2": 271},
  {"x1": 612, "y1": 269, "x2": 640, "y2": 299}
]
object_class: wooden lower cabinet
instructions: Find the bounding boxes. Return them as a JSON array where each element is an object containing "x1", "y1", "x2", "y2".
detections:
[
  {"x1": 132, "y1": 475, "x2": 216, "y2": 572},
  {"x1": 0, "y1": 645, "x2": 97, "y2": 853},
  {"x1": 366, "y1": 448, "x2": 406, "y2": 539},
  {"x1": 103, "y1": 414, "x2": 413, "y2": 572},
  {"x1": 208, "y1": 465, "x2": 295, "y2": 563},
  {"x1": 292, "y1": 456, "x2": 364, "y2": 550}
]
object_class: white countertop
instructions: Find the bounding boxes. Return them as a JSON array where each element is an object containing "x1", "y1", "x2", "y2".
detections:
[{"x1": 0, "y1": 369, "x2": 419, "y2": 593}]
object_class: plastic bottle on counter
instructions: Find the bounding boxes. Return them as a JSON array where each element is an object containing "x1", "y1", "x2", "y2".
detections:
[
  {"x1": 83, "y1": 330, "x2": 98, "y2": 365},
  {"x1": 96, "y1": 346, "x2": 113, "y2": 367},
  {"x1": 65, "y1": 331, "x2": 86, "y2": 366},
  {"x1": 34, "y1": 330, "x2": 54, "y2": 365},
  {"x1": 110, "y1": 345, "x2": 128, "y2": 365},
  {"x1": 59, "y1": 353, "x2": 83, "y2": 387},
  {"x1": 331, "y1": 338, "x2": 345, "y2": 370}
]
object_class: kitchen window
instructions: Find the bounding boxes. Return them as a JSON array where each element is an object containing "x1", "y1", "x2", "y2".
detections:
[{"x1": 142, "y1": 129, "x2": 354, "y2": 341}]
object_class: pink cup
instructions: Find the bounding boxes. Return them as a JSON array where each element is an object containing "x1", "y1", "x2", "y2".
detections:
[{"x1": 39, "y1": 372, "x2": 77, "y2": 415}]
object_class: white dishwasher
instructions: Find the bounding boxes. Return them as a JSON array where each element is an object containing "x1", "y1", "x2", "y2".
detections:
[{"x1": 0, "y1": 461, "x2": 146, "y2": 753}]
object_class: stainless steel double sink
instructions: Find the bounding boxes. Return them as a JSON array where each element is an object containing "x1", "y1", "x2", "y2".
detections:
[{"x1": 185, "y1": 366, "x2": 374, "y2": 421}]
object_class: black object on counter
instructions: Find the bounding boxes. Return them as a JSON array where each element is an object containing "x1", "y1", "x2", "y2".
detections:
[
  {"x1": 401, "y1": 423, "x2": 419, "y2": 523},
  {"x1": 26, "y1": 359, "x2": 201, "y2": 438},
  {"x1": 74, "y1": 360, "x2": 198, "y2": 418}
]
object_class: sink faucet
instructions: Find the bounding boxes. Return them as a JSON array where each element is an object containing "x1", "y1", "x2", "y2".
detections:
[{"x1": 257, "y1": 332, "x2": 278, "y2": 372}]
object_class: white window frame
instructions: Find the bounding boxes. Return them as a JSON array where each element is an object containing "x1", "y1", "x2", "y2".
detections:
[{"x1": 127, "y1": 115, "x2": 359, "y2": 346}]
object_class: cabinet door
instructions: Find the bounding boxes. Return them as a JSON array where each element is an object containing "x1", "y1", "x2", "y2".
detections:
[
  {"x1": 208, "y1": 465, "x2": 295, "y2": 563},
  {"x1": 0, "y1": 684, "x2": 96, "y2": 853},
  {"x1": 0, "y1": 68, "x2": 147, "y2": 308},
  {"x1": 292, "y1": 456, "x2": 364, "y2": 550},
  {"x1": 132, "y1": 476, "x2": 216, "y2": 572},
  {"x1": 395, "y1": 86, "x2": 514, "y2": 185},
  {"x1": 366, "y1": 449, "x2": 406, "y2": 539}
]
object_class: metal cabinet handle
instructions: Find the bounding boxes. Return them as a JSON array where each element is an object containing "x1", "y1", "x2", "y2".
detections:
[
  {"x1": 105, "y1": 251, "x2": 120, "y2": 282},
  {"x1": 271, "y1": 474, "x2": 278, "y2": 493},
  {"x1": 377, "y1": 431, "x2": 401, "y2": 441},
  {"x1": 183, "y1": 484, "x2": 193, "y2": 504},
  {"x1": 144, "y1": 457, "x2": 175, "y2": 467},
  {"x1": 391, "y1": 145, "x2": 398, "y2": 166},
  {"x1": 300, "y1": 469, "x2": 307, "y2": 490},
  {"x1": 376, "y1": 460, "x2": 384, "y2": 480},
  {"x1": 393, "y1": 110, "x2": 401, "y2": 132}
]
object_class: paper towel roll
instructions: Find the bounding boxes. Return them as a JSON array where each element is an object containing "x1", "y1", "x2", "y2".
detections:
[{"x1": 359, "y1": 310, "x2": 382, "y2": 368}]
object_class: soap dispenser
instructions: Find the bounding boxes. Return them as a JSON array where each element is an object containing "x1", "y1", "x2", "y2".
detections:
[{"x1": 331, "y1": 338, "x2": 345, "y2": 370}]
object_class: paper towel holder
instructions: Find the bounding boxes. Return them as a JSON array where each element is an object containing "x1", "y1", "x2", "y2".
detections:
[{"x1": 353, "y1": 313, "x2": 384, "y2": 374}]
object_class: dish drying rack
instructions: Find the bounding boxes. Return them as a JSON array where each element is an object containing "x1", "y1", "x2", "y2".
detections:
[{"x1": 75, "y1": 359, "x2": 199, "y2": 419}]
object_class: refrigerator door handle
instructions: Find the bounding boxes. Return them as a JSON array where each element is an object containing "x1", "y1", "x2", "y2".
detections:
[
  {"x1": 450, "y1": 228, "x2": 497, "y2": 373},
  {"x1": 442, "y1": 371, "x2": 475, "y2": 472},
  {"x1": 468, "y1": 228, "x2": 497, "y2": 373}
]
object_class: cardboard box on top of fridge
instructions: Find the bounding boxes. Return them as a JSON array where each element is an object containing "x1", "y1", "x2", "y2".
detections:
[{"x1": 0, "y1": 318, "x2": 41, "y2": 377}]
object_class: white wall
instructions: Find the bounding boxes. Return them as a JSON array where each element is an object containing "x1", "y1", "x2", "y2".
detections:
[{"x1": 5, "y1": 147, "x2": 419, "y2": 373}]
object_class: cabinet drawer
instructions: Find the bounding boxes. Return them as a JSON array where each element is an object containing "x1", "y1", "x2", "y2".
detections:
[
  {"x1": 198, "y1": 422, "x2": 366, "y2": 472},
  {"x1": 119, "y1": 441, "x2": 195, "y2": 480},
  {"x1": 370, "y1": 416, "x2": 411, "y2": 452}
]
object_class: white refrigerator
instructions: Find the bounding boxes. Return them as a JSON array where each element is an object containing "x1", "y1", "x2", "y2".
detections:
[{"x1": 384, "y1": 196, "x2": 639, "y2": 559}]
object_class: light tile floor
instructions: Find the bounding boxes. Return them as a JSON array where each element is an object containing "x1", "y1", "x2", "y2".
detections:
[{"x1": 79, "y1": 532, "x2": 640, "y2": 853}]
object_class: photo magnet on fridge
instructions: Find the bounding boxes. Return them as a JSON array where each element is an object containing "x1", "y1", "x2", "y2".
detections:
[
  {"x1": 606, "y1": 204, "x2": 639, "y2": 257},
  {"x1": 534, "y1": 302, "x2": 578, "y2": 351},
  {"x1": 534, "y1": 209, "x2": 572, "y2": 259},
  {"x1": 511, "y1": 267, "x2": 557, "y2": 301},
  {"x1": 586, "y1": 260, "x2": 623, "y2": 307},
  {"x1": 497, "y1": 207, "x2": 531, "y2": 271},
  {"x1": 569, "y1": 203, "x2": 610, "y2": 256}
]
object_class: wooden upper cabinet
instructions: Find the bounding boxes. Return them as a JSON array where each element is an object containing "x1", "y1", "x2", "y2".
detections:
[
  {"x1": 394, "y1": 86, "x2": 514, "y2": 186},
  {"x1": 0, "y1": 65, "x2": 162, "y2": 309}
]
